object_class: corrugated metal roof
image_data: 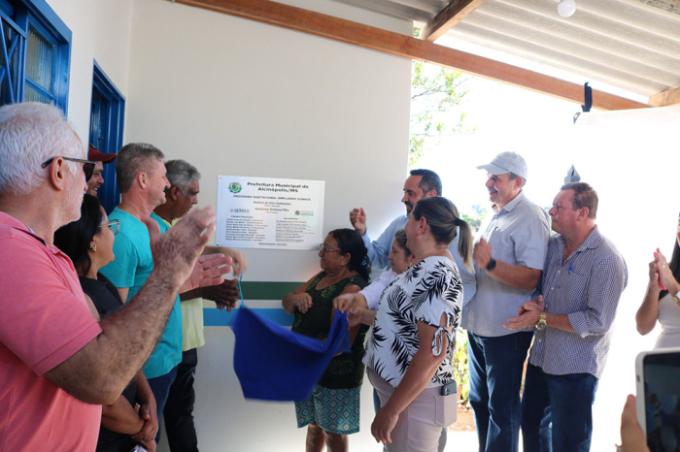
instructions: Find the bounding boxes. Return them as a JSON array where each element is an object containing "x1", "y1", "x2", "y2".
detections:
[{"x1": 332, "y1": 0, "x2": 680, "y2": 99}]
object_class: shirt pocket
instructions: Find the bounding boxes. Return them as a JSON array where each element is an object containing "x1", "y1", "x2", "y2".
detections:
[{"x1": 550, "y1": 270, "x2": 589, "y2": 312}]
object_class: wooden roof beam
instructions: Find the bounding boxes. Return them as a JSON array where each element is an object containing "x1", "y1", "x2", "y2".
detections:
[
  {"x1": 648, "y1": 87, "x2": 680, "y2": 107},
  {"x1": 421, "y1": 0, "x2": 487, "y2": 42},
  {"x1": 173, "y1": 0, "x2": 649, "y2": 111}
]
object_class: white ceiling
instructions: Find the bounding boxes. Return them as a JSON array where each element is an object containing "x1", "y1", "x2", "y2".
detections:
[{"x1": 333, "y1": 0, "x2": 680, "y2": 98}]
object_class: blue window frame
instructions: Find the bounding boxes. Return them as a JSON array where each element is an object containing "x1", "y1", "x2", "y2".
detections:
[
  {"x1": 90, "y1": 60, "x2": 125, "y2": 214},
  {"x1": 0, "y1": 0, "x2": 71, "y2": 112}
]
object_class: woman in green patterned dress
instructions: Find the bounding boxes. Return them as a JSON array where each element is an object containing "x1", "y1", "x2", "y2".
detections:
[{"x1": 282, "y1": 228, "x2": 371, "y2": 452}]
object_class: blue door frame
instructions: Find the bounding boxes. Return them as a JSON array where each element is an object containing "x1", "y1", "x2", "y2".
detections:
[{"x1": 90, "y1": 60, "x2": 125, "y2": 213}]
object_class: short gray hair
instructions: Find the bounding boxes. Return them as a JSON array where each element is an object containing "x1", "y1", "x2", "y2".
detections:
[
  {"x1": 508, "y1": 172, "x2": 527, "y2": 187},
  {"x1": 116, "y1": 143, "x2": 165, "y2": 193},
  {"x1": 165, "y1": 159, "x2": 201, "y2": 193},
  {"x1": 0, "y1": 102, "x2": 83, "y2": 196}
]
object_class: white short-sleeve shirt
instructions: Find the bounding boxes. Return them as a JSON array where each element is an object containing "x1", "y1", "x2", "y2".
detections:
[{"x1": 364, "y1": 256, "x2": 463, "y2": 389}]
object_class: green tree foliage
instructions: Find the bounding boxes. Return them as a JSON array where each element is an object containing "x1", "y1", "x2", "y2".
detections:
[
  {"x1": 453, "y1": 328, "x2": 471, "y2": 405},
  {"x1": 462, "y1": 204, "x2": 488, "y2": 233},
  {"x1": 409, "y1": 59, "x2": 475, "y2": 166}
]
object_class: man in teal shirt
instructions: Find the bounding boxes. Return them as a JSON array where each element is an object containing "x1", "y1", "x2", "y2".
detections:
[
  {"x1": 153, "y1": 159, "x2": 246, "y2": 452},
  {"x1": 101, "y1": 143, "x2": 186, "y2": 444}
]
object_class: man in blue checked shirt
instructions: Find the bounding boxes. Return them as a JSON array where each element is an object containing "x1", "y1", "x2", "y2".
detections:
[{"x1": 504, "y1": 182, "x2": 628, "y2": 452}]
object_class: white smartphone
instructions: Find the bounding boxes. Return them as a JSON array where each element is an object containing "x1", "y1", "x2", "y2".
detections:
[{"x1": 635, "y1": 347, "x2": 680, "y2": 451}]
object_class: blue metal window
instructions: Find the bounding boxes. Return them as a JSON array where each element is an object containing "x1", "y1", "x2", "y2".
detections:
[
  {"x1": 0, "y1": 0, "x2": 71, "y2": 112},
  {"x1": 90, "y1": 60, "x2": 125, "y2": 213}
]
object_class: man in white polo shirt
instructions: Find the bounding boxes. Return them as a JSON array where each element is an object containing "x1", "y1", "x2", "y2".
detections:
[{"x1": 463, "y1": 152, "x2": 550, "y2": 452}]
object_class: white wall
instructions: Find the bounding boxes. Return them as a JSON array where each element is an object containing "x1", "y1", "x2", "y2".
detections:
[
  {"x1": 124, "y1": 1, "x2": 412, "y2": 450},
  {"x1": 419, "y1": 105, "x2": 680, "y2": 450},
  {"x1": 47, "y1": 0, "x2": 134, "y2": 143}
]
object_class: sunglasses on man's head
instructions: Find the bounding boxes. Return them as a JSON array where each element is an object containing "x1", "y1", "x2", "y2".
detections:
[{"x1": 41, "y1": 157, "x2": 97, "y2": 182}]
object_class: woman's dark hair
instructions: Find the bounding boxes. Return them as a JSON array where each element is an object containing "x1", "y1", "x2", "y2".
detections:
[
  {"x1": 329, "y1": 228, "x2": 371, "y2": 283},
  {"x1": 54, "y1": 194, "x2": 103, "y2": 276},
  {"x1": 412, "y1": 196, "x2": 473, "y2": 270},
  {"x1": 393, "y1": 229, "x2": 412, "y2": 257},
  {"x1": 660, "y1": 239, "x2": 680, "y2": 301}
]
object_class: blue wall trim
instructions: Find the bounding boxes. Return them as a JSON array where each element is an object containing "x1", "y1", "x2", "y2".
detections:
[
  {"x1": 91, "y1": 60, "x2": 125, "y2": 214},
  {"x1": 204, "y1": 308, "x2": 294, "y2": 327},
  {"x1": 23, "y1": 0, "x2": 70, "y2": 41}
]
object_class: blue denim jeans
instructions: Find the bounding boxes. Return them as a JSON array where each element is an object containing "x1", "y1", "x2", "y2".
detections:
[
  {"x1": 468, "y1": 331, "x2": 533, "y2": 452},
  {"x1": 147, "y1": 365, "x2": 179, "y2": 443},
  {"x1": 521, "y1": 363, "x2": 599, "y2": 452}
]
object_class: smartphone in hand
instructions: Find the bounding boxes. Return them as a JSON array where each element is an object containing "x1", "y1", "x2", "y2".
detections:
[{"x1": 636, "y1": 348, "x2": 680, "y2": 451}]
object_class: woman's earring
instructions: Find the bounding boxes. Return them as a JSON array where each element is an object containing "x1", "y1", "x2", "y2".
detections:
[{"x1": 90, "y1": 244, "x2": 97, "y2": 252}]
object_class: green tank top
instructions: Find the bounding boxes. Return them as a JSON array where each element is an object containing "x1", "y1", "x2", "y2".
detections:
[{"x1": 291, "y1": 272, "x2": 368, "y2": 389}]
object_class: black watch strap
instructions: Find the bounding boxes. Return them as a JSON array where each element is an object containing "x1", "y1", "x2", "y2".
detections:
[{"x1": 486, "y1": 258, "x2": 497, "y2": 271}]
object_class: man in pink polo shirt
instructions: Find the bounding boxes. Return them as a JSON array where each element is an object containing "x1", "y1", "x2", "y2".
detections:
[{"x1": 0, "y1": 102, "x2": 229, "y2": 452}]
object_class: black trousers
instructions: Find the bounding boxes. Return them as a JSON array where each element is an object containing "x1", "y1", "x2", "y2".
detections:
[{"x1": 164, "y1": 348, "x2": 199, "y2": 452}]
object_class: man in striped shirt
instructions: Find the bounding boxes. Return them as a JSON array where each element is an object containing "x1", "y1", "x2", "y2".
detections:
[{"x1": 504, "y1": 182, "x2": 628, "y2": 452}]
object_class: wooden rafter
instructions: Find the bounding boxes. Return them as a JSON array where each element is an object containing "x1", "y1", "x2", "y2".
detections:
[
  {"x1": 173, "y1": 0, "x2": 649, "y2": 111},
  {"x1": 648, "y1": 87, "x2": 680, "y2": 107},
  {"x1": 421, "y1": 0, "x2": 487, "y2": 42}
]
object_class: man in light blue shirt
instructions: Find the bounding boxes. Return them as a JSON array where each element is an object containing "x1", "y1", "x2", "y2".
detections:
[
  {"x1": 463, "y1": 152, "x2": 550, "y2": 452},
  {"x1": 349, "y1": 169, "x2": 476, "y2": 304}
]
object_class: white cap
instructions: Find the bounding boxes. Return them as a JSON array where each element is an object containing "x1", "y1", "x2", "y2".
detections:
[{"x1": 477, "y1": 152, "x2": 528, "y2": 180}]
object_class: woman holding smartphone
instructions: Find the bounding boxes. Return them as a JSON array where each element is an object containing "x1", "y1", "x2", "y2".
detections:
[
  {"x1": 349, "y1": 196, "x2": 472, "y2": 452},
  {"x1": 636, "y1": 213, "x2": 680, "y2": 348}
]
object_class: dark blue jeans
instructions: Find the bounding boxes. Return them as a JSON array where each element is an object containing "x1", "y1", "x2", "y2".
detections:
[
  {"x1": 521, "y1": 363, "x2": 599, "y2": 452},
  {"x1": 468, "y1": 331, "x2": 533, "y2": 452},
  {"x1": 147, "y1": 365, "x2": 179, "y2": 443},
  {"x1": 164, "y1": 348, "x2": 199, "y2": 452}
]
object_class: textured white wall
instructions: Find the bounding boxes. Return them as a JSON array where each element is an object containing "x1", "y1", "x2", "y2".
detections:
[
  {"x1": 124, "y1": 1, "x2": 412, "y2": 450},
  {"x1": 47, "y1": 0, "x2": 134, "y2": 142}
]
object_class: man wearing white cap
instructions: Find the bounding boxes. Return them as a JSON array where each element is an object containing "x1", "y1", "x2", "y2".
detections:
[{"x1": 463, "y1": 151, "x2": 550, "y2": 452}]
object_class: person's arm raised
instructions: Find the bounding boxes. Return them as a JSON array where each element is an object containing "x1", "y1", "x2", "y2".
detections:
[
  {"x1": 636, "y1": 260, "x2": 662, "y2": 335},
  {"x1": 44, "y1": 207, "x2": 217, "y2": 405}
]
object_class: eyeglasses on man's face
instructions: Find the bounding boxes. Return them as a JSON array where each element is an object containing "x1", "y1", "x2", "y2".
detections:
[
  {"x1": 41, "y1": 157, "x2": 97, "y2": 182},
  {"x1": 318, "y1": 244, "x2": 342, "y2": 254},
  {"x1": 99, "y1": 219, "x2": 120, "y2": 235}
]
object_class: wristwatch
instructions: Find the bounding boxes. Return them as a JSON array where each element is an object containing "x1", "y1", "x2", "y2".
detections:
[
  {"x1": 486, "y1": 258, "x2": 497, "y2": 272},
  {"x1": 536, "y1": 312, "x2": 547, "y2": 331},
  {"x1": 674, "y1": 291, "x2": 680, "y2": 304}
]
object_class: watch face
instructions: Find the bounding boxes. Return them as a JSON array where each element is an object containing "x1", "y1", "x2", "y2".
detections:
[{"x1": 536, "y1": 321, "x2": 547, "y2": 331}]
